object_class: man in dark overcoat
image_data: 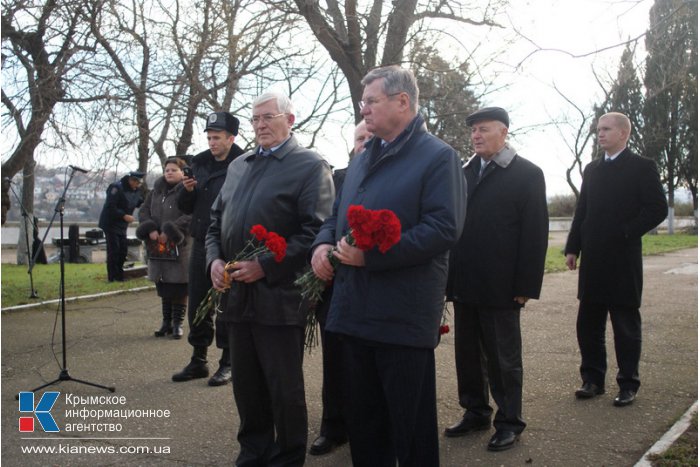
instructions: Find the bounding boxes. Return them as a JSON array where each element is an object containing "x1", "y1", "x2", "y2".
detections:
[
  {"x1": 565, "y1": 112, "x2": 667, "y2": 407},
  {"x1": 445, "y1": 107, "x2": 549, "y2": 452},
  {"x1": 172, "y1": 111, "x2": 244, "y2": 386}
]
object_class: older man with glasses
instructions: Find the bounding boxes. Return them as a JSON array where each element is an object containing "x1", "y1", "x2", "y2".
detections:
[{"x1": 206, "y1": 91, "x2": 334, "y2": 466}]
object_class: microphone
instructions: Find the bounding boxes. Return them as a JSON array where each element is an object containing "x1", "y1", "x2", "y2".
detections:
[{"x1": 69, "y1": 165, "x2": 89, "y2": 173}]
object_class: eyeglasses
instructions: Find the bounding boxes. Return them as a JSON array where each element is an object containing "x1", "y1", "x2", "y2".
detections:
[
  {"x1": 250, "y1": 113, "x2": 286, "y2": 126},
  {"x1": 358, "y1": 92, "x2": 402, "y2": 110}
]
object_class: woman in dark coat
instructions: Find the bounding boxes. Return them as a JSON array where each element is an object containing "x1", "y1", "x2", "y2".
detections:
[{"x1": 136, "y1": 158, "x2": 192, "y2": 339}]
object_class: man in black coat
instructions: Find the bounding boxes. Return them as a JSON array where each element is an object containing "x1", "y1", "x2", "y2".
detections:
[
  {"x1": 565, "y1": 112, "x2": 667, "y2": 407},
  {"x1": 98, "y1": 171, "x2": 145, "y2": 282},
  {"x1": 445, "y1": 107, "x2": 549, "y2": 452},
  {"x1": 172, "y1": 111, "x2": 243, "y2": 386}
]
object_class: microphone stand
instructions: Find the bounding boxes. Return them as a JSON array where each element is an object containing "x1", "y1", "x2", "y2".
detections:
[
  {"x1": 21, "y1": 167, "x2": 115, "y2": 397},
  {"x1": 7, "y1": 180, "x2": 38, "y2": 298}
]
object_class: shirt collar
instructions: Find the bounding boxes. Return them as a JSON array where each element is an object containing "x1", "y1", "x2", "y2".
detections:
[
  {"x1": 605, "y1": 148, "x2": 625, "y2": 161},
  {"x1": 260, "y1": 136, "x2": 291, "y2": 155}
]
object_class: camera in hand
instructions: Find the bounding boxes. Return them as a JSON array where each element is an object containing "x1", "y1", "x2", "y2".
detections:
[{"x1": 183, "y1": 166, "x2": 193, "y2": 178}]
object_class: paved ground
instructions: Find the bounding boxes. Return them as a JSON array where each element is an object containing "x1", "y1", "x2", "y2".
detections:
[{"x1": 1, "y1": 247, "x2": 697, "y2": 466}]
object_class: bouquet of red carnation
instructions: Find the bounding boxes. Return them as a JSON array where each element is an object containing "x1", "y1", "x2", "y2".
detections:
[
  {"x1": 193, "y1": 225, "x2": 287, "y2": 326},
  {"x1": 295, "y1": 205, "x2": 402, "y2": 348}
]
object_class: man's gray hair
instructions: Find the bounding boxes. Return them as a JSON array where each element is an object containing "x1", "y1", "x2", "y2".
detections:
[
  {"x1": 253, "y1": 91, "x2": 295, "y2": 115},
  {"x1": 361, "y1": 65, "x2": 419, "y2": 113}
]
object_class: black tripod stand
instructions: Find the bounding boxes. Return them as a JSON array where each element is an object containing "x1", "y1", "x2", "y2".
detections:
[
  {"x1": 6, "y1": 179, "x2": 39, "y2": 298},
  {"x1": 21, "y1": 167, "x2": 115, "y2": 396}
]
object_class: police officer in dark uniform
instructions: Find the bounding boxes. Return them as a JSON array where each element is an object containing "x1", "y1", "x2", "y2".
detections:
[
  {"x1": 172, "y1": 111, "x2": 244, "y2": 386},
  {"x1": 98, "y1": 171, "x2": 145, "y2": 282}
]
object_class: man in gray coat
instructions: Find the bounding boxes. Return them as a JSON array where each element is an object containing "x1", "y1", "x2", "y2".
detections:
[
  {"x1": 206, "y1": 91, "x2": 334, "y2": 466},
  {"x1": 565, "y1": 112, "x2": 667, "y2": 407}
]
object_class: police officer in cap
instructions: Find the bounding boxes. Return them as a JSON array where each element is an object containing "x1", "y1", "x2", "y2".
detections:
[
  {"x1": 172, "y1": 111, "x2": 244, "y2": 386},
  {"x1": 99, "y1": 170, "x2": 145, "y2": 282}
]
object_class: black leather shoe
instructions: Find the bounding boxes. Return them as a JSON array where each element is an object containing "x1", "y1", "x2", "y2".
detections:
[
  {"x1": 172, "y1": 357, "x2": 209, "y2": 382},
  {"x1": 444, "y1": 415, "x2": 491, "y2": 437},
  {"x1": 487, "y1": 430, "x2": 519, "y2": 452},
  {"x1": 207, "y1": 365, "x2": 232, "y2": 386},
  {"x1": 308, "y1": 436, "x2": 347, "y2": 456},
  {"x1": 613, "y1": 389, "x2": 637, "y2": 407},
  {"x1": 575, "y1": 382, "x2": 605, "y2": 399}
]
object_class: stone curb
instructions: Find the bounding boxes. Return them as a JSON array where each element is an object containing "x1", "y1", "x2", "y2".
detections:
[
  {"x1": 634, "y1": 400, "x2": 698, "y2": 466},
  {"x1": 1, "y1": 285, "x2": 155, "y2": 312}
]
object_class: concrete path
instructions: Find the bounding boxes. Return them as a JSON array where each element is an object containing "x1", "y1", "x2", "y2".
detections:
[{"x1": 1, "y1": 248, "x2": 697, "y2": 466}]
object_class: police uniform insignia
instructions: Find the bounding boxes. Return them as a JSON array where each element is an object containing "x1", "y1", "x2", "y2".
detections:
[
  {"x1": 110, "y1": 187, "x2": 118, "y2": 195},
  {"x1": 208, "y1": 113, "x2": 218, "y2": 124}
]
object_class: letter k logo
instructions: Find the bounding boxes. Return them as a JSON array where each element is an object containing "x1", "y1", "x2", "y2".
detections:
[{"x1": 19, "y1": 391, "x2": 60, "y2": 432}]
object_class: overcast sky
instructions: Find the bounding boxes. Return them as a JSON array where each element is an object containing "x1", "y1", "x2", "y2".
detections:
[
  {"x1": 153, "y1": 0, "x2": 660, "y2": 199},
  {"x1": 449, "y1": 0, "x2": 655, "y2": 196},
  {"x1": 5, "y1": 0, "x2": 657, "y2": 198},
  {"x1": 309, "y1": 0, "x2": 657, "y2": 197}
]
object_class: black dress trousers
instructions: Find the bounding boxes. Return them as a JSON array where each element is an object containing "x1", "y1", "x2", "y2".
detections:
[
  {"x1": 453, "y1": 301, "x2": 526, "y2": 433},
  {"x1": 227, "y1": 321, "x2": 307, "y2": 467},
  {"x1": 576, "y1": 300, "x2": 642, "y2": 392},
  {"x1": 187, "y1": 239, "x2": 227, "y2": 350}
]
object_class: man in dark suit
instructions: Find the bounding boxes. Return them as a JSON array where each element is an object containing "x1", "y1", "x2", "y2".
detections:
[
  {"x1": 565, "y1": 112, "x2": 667, "y2": 407},
  {"x1": 445, "y1": 107, "x2": 549, "y2": 452}
]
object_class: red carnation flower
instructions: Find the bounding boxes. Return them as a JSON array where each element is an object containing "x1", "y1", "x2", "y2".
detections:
[
  {"x1": 373, "y1": 209, "x2": 401, "y2": 253},
  {"x1": 265, "y1": 232, "x2": 287, "y2": 263},
  {"x1": 250, "y1": 224, "x2": 268, "y2": 242}
]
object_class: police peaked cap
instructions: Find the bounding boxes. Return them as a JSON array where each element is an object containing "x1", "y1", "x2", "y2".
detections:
[
  {"x1": 205, "y1": 111, "x2": 240, "y2": 135},
  {"x1": 465, "y1": 107, "x2": 510, "y2": 128},
  {"x1": 128, "y1": 171, "x2": 145, "y2": 179}
]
